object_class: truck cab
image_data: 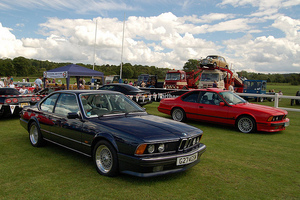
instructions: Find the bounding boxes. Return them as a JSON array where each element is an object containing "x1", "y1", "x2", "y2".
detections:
[
  {"x1": 164, "y1": 70, "x2": 187, "y2": 89},
  {"x1": 243, "y1": 80, "x2": 267, "y2": 101},
  {"x1": 198, "y1": 69, "x2": 225, "y2": 89}
]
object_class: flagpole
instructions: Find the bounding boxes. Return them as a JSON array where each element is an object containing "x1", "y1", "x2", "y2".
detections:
[
  {"x1": 93, "y1": 19, "x2": 98, "y2": 71},
  {"x1": 120, "y1": 13, "x2": 125, "y2": 81}
]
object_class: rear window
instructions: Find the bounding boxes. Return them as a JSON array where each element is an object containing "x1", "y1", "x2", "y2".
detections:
[{"x1": 0, "y1": 88, "x2": 20, "y2": 95}]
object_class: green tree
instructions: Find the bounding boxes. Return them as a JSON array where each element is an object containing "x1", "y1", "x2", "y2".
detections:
[
  {"x1": 183, "y1": 59, "x2": 199, "y2": 72},
  {"x1": 121, "y1": 63, "x2": 134, "y2": 78},
  {"x1": 12, "y1": 57, "x2": 30, "y2": 76},
  {"x1": 0, "y1": 58, "x2": 16, "y2": 76}
]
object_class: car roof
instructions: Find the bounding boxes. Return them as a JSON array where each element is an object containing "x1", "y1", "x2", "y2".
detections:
[
  {"x1": 52, "y1": 90, "x2": 121, "y2": 95},
  {"x1": 101, "y1": 83, "x2": 142, "y2": 91},
  {"x1": 190, "y1": 88, "x2": 227, "y2": 92}
]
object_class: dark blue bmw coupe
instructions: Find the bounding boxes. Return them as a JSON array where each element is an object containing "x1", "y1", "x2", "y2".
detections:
[{"x1": 20, "y1": 90, "x2": 206, "y2": 177}]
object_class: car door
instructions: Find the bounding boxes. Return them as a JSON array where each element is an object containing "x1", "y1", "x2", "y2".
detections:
[
  {"x1": 50, "y1": 93, "x2": 84, "y2": 151},
  {"x1": 195, "y1": 91, "x2": 231, "y2": 124},
  {"x1": 179, "y1": 91, "x2": 201, "y2": 120},
  {"x1": 39, "y1": 93, "x2": 60, "y2": 138}
]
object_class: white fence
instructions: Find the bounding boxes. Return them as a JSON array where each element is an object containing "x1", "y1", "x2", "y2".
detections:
[{"x1": 236, "y1": 93, "x2": 300, "y2": 112}]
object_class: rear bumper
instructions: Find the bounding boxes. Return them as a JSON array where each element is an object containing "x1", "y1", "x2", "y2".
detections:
[{"x1": 118, "y1": 143, "x2": 206, "y2": 177}]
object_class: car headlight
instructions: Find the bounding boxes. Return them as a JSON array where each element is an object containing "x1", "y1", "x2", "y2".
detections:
[
  {"x1": 158, "y1": 144, "x2": 165, "y2": 153},
  {"x1": 148, "y1": 144, "x2": 155, "y2": 154},
  {"x1": 135, "y1": 143, "x2": 167, "y2": 155}
]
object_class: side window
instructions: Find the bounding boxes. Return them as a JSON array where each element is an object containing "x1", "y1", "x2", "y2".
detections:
[
  {"x1": 199, "y1": 92, "x2": 223, "y2": 105},
  {"x1": 40, "y1": 93, "x2": 59, "y2": 112},
  {"x1": 54, "y1": 94, "x2": 79, "y2": 116},
  {"x1": 181, "y1": 91, "x2": 200, "y2": 103}
]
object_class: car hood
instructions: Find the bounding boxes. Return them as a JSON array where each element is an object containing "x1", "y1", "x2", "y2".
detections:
[
  {"x1": 233, "y1": 103, "x2": 287, "y2": 115},
  {"x1": 91, "y1": 114, "x2": 202, "y2": 141}
]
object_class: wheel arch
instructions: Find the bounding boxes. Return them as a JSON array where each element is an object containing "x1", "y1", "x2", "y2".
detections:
[
  {"x1": 27, "y1": 117, "x2": 40, "y2": 132},
  {"x1": 235, "y1": 113, "x2": 257, "y2": 130},
  {"x1": 91, "y1": 133, "x2": 119, "y2": 156},
  {"x1": 171, "y1": 105, "x2": 185, "y2": 113},
  {"x1": 235, "y1": 113, "x2": 256, "y2": 125}
]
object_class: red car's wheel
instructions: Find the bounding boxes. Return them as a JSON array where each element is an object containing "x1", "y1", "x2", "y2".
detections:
[
  {"x1": 171, "y1": 108, "x2": 186, "y2": 122},
  {"x1": 236, "y1": 116, "x2": 256, "y2": 133}
]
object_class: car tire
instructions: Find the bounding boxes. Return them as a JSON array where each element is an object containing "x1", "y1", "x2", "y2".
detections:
[
  {"x1": 93, "y1": 140, "x2": 118, "y2": 177},
  {"x1": 236, "y1": 116, "x2": 256, "y2": 133},
  {"x1": 260, "y1": 97, "x2": 264, "y2": 102},
  {"x1": 29, "y1": 121, "x2": 45, "y2": 147},
  {"x1": 171, "y1": 108, "x2": 186, "y2": 122}
]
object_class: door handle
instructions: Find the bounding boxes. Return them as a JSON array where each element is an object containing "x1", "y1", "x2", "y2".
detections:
[{"x1": 199, "y1": 106, "x2": 203, "y2": 108}]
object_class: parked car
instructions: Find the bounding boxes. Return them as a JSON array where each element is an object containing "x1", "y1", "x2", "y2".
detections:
[
  {"x1": 158, "y1": 88, "x2": 289, "y2": 133},
  {"x1": 199, "y1": 55, "x2": 229, "y2": 69},
  {"x1": 0, "y1": 88, "x2": 43, "y2": 117},
  {"x1": 15, "y1": 82, "x2": 35, "y2": 93},
  {"x1": 20, "y1": 90, "x2": 206, "y2": 177},
  {"x1": 98, "y1": 83, "x2": 152, "y2": 106}
]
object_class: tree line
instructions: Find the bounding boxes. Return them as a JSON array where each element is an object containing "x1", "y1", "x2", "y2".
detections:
[{"x1": 0, "y1": 57, "x2": 299, "y2": 85}]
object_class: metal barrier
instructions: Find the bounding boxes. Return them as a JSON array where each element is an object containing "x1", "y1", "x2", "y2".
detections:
[{"x1": 236, "y1": 93, "x2": 300, "y2": 112}]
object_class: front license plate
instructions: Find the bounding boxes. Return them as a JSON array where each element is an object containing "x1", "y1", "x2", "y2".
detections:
[
  {"x1": 20, "y1": 103, "x2": 29, "y2": 108},
  {"x1": 284, "y1": 121, "x2": 289, "y2": 127},
  {"x1": 176, "y1": 153, "x2": 198, "y2": 166}
]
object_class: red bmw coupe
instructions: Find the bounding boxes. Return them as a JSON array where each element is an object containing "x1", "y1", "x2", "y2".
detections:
[{"x1": 158, "y1": 88, "x2": 289, "y2": 133}]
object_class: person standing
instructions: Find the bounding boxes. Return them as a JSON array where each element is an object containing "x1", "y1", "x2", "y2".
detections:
[
  {"x1": 213, "y1": 80, "x2": 218, "y2": 88},
  {"x1": 229, "y1": 82, "x2": 235, "y2": 92},
  {"x1": 34, "y1": 77, "x2": 43, "y2": 88},
  {"x1": 0, "y1": 77, "x2": 4, "y2": 88}
]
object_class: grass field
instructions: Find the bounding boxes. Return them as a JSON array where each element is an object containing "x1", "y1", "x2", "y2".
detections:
[{"x1": 1, "y1": 82, "x2": 299, "y2": 199}]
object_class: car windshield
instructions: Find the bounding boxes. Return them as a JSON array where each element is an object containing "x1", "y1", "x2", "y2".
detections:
[
  {"x1": 165, "y1": 73, "x2": 181, "y2": 80},
  {"x1": 200, "y1": 73, "x2": 219, "y2": 82},
  {"x1": 206, "y1": 56, "x2": 218, "y2": 59},
  {"x1": 80, "y1": 93, "x2": 145, "y2": 118},
  {"x1": 219, "y1": 91, "x2": 247, "y2": 105}
]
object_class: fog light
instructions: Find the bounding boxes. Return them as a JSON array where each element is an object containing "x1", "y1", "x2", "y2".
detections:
[
  {"x1": 148, "y1": 144, "x2": 155, "y2": 153},
  {"x1": 153, "y1": 166, "x2": 163, "y2": 172}
]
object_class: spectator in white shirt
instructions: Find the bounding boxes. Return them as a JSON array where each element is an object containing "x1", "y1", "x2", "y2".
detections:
[
  {"x1": 9, "y1": 80, "x2": 15, "y2": 88},
  {"x1": 19, "y1": 85, "x2": 28, "y2": 94},
  {"x1": 0, "y1": 77, "x2": 4, "y2": 88}
]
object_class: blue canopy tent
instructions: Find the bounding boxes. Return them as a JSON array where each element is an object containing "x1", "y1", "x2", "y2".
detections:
[{"x1": 43, "y1": 64, "x2": 104, "y2": 90}]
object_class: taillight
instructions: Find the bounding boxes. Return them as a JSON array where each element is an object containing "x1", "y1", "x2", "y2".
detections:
[
  {"x1": 5, "y1": 99, "x2": 12, "y2": 104},
  {"x1": 36, "y1": 97, "x2": 41, "y2": 101},
  {"x1": 12, "y1": 98, "x2": 18, "y2": 103},
  {"x1": 31, "y1": 97, "x2": 36, "y2": 101}
]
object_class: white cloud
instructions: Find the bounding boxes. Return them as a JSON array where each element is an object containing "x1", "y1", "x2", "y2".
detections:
[
  {"x1": 0, "y1": 0, "x2": 137, "y2": 14},
  {"x1": 0, "y1": 5, "x2": 300, "y2": 73}
]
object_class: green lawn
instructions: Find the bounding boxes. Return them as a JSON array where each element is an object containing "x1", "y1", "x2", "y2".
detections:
[{"x1": 1, "y1": 82, "x2": 299, "y2": 199}]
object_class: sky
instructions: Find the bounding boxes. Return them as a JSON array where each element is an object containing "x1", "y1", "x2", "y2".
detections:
[{"x1": 0, "y1": 0, "x2": 299, "y2": 74}]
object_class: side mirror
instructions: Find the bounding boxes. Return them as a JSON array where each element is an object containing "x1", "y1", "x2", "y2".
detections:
[
  {"x1": 67, "y1": 112, "x2": 80, "y2": 119},
  {"x1": 219, "y1": 102, "x2": 225, "y2": 106}
]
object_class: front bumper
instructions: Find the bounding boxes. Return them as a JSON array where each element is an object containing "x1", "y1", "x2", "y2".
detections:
[
  {"x1": 257, "y1": 118, "x2": 289, "y2": 132},
  {"x1": 118, "y1": 143, "x2": 206, "y2": 177}
]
